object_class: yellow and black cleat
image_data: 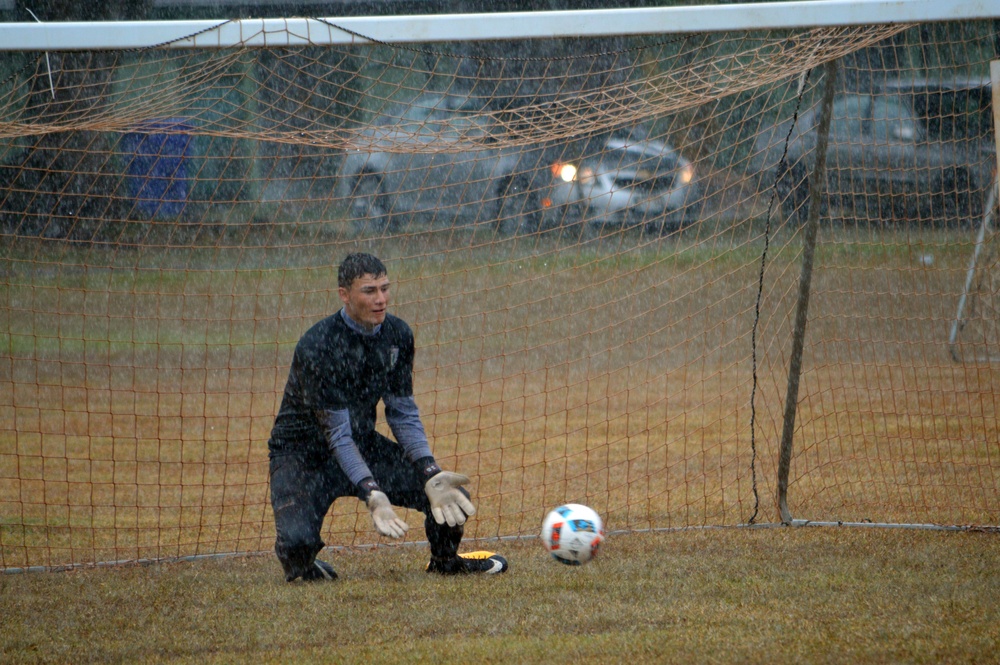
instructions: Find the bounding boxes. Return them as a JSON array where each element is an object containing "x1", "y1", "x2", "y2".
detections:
[{"x1": 427, "y1": 551, "x2": 508, "y2": 575}]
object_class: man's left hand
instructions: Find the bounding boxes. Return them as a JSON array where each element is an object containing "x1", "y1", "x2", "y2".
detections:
[{"x1": 424, "y1": 471, "x2": 476, "y2": 527}]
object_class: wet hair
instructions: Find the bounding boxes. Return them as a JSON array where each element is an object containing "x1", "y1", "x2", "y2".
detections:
[{"x1": 338, "y1": 253, "x2": 387, "y2": 289}]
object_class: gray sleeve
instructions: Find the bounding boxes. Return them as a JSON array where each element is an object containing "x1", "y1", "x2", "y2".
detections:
[
  {"x1": 383, "y1": 394, "x2": 433, "y2": 462},
  {"x1": 316, "y1": 408, "x2": 373, "y2": 487}
]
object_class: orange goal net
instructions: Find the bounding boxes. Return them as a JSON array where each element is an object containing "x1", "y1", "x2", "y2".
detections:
[{"x1": 1, "y1": 10, "x2": 998, "y2": 570}]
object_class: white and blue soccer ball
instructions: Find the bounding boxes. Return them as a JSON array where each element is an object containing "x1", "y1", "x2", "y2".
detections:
[{"x1": 541, "y1": 503, "x2": 604, "y2": 565}]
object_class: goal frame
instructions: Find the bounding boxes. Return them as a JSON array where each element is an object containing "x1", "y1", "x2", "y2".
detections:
[
  {"x1": 3, "y1": 0, "x2": 1000, "y2": 574},
  {"x1": 0, "y1": 0, "x2": 998, "y2": 51}
]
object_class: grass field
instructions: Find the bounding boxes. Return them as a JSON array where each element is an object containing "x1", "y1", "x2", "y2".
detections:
[
  {"x1": 2, "y1": 527, "x2": 999, "y2": 664},
  {"x1": 3, "y1": 19, "x2": 999, "y2": 661},
  {"x1": 2, "y1": 222, "x2": 998, "y2": 585}
]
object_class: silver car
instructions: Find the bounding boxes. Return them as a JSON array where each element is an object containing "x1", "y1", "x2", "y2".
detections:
[
  {"x1": 544, "y1": 136, "x2": 701, "y2": 234},
  {"x1": 336, "y1": 94, "x2": 542, "y2": 234},
  {"x1": 757, "y1": 91, "x2": 990, "y2": 224}
]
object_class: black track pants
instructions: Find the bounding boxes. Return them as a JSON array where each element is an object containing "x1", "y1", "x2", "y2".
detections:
[{"x1": 269, "y1": 434, "x2": 464, "y2": 580}]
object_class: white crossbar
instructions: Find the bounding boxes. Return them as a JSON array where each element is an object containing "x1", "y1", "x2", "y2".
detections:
[{"x1": 0, "y1": 0, "x2": 998, "y2": 51}]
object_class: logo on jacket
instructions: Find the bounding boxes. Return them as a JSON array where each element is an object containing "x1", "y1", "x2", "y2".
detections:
[{"x1": 389, "y1": 346, "x2": 399, "y2": 369}]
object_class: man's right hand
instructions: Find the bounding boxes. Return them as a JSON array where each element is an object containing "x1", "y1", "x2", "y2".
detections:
[{"x1": 366, "y1": 490, "x2": 409, "y2": 539}]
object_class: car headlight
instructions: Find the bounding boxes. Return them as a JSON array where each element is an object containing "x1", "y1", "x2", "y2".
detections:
[
  {"x1": 551, "y1": 162, "x2": 578, "y2": 182},
  {"x1": 679, "y1": 163, "x2": 695, "y2": 185}
]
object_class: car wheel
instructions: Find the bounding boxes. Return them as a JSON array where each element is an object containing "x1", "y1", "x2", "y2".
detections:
[
  {"x1": 496, "y1": 178, "x2": 540, "y2": 236},
  {"x1": 851, "y1": 191, "x2": 880, "y2": 222},
  {"x1": 551, "y1": 203, "x2": 587, "y2": 240},
  {"x1": 350, "y1": 174, "x2": 390, "y2": 234},
  {"x1": 644, "y1": 210, "x2": 683, "y2": 236},
  {"x1": 935, "y1": 168, "x2": 972, "y2": 225}
]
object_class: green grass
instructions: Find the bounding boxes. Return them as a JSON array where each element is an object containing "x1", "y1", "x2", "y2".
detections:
[
  {"x1": 0, "y1": 223, "x2": 973, "y2": 361},
  {"x1": 1, "y1": 144, "x2": 999, "y2": 664},
  {"x1": 2, "y1": 527, "x2": 998, "y2": 664}
]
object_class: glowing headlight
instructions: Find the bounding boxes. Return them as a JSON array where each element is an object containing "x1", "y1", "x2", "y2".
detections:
[
  {"x1": 558, "y1": 163, "x2": 578, "y2": 182},
  {"x1": 679, "y1": 163, "x2": 695, "y2": 185}
]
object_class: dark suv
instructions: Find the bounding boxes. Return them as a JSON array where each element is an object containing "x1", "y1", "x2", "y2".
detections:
[{"x1": 757, "y1": 83, "x2": 993, "y2": 224}]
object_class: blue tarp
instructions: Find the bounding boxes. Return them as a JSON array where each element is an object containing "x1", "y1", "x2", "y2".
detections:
[{"x1": 122, "y1": 118, "x2": 194, "y2": 219}]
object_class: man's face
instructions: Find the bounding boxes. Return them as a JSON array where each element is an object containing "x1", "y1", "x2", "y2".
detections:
[{"x1": 339, "y1": 273, "x2": 390, "y2": 331}]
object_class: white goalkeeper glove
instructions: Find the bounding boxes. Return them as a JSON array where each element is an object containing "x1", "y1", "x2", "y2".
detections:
[
  {"x1": 424, "y1": 471, "x2": 476, "y2": 527},
  {"x1": 366, "y1": 490, "x2": 409, "y2": 539}
]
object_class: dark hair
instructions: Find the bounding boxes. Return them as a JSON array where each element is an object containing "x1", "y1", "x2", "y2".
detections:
[{"x1": 338, "y1": 253, "x2": 387, "y2": 289}]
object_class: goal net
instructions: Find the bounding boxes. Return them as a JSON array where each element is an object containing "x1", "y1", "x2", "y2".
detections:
[{"x1": 2, "y1": 7, "x2": 998, "y2": 570}]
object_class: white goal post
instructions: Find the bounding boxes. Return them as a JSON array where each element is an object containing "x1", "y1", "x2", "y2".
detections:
[
  {"x1": 948, "y1": 58, "x2": 1000, "y2": 363},
  {"x1": 1, "y1": 0, "x2": 999, "y2": 50}
]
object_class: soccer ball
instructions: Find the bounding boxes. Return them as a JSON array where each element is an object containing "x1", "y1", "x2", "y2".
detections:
[{"x1": 541, "y1": 503, "x2": 604, "y2": 565}]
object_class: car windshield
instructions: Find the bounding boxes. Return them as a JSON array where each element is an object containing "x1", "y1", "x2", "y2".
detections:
[
  {"x1": 828, "y1": 95, "x2": 922, "y2": 142},
  {"x1": 607, "y1": 142, "x2": 680, "y2": 171},
  {"x1": 397, "y1": 96, "x2": 491, "y2": 138}
]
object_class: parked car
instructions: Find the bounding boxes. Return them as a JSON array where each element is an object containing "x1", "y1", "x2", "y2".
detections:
[
  {"x1": 756, "y1": 90, "x2": 991, "y2": 224},
  {"x1": 881, "y1": 76, "x2": 992, "y2": 146},
  {"x1": 545, "y1": 132, "x2": 702, "y2": 234},
  {"x1": 337, "y1": 94, "x2": 545, "y2": 234}
]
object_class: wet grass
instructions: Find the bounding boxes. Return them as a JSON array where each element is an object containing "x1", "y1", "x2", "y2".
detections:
[
  {"x1": 2, "y1": 220, "x2": 998, "y2": 660},
  {"x1": 2, "y1": 527, "x2": 998, "y2": 664}
]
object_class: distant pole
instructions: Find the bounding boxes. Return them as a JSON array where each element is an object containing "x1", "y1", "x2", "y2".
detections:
[{"x1": 776, "y1": 58, "x2": 838, "y2": 524}]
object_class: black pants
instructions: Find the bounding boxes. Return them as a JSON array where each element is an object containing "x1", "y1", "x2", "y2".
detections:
[{"x1": 269, "y1": 433, "x2": 464, "y2": 580}]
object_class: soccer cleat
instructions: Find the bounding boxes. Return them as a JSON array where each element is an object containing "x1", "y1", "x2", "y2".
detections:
[
  {"x1": 299, "y1": 559, "x2": 338, "y2": 582},
  {"x1": 426, "y1": 551, "x2": 508, "y2": 575}
]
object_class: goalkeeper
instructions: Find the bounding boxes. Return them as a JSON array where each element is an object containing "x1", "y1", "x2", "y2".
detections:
[{"x1": 267, "y1": 252, "x2": 508, "y2": 581}]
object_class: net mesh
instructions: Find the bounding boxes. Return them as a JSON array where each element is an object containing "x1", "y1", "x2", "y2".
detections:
[{"x1": 1, "y1": 18, "x2": 998, "y2": 570}]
